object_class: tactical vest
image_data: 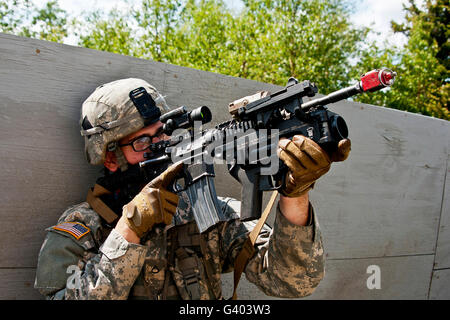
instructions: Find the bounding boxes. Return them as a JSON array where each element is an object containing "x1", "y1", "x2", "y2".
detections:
[
  {"x1": 89, "y1": 185, "x2": 236, "y2": 300},
  {"x1": 128, "y1": 221, "x2": 221, "y2": 300}
]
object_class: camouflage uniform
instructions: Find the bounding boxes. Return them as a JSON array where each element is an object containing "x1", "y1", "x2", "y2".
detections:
[
  {"x1": 34, "y1": 78, "x2": 325, "y2": 300},
  {"x1": 34, "y1": 191, "x2": 324, "y2": 300}
]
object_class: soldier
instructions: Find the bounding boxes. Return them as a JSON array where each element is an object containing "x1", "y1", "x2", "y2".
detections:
[{"x1": 34, "y1": 78, "x2": 351, "y2": 300}]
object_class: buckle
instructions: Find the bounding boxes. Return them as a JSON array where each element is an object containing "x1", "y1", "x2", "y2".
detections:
[{"x1": 184, "y1": 273, "x2": 201, "y2": 299}]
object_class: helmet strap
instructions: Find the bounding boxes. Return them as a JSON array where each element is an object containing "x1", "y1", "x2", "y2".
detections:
[
  {"x1": 114, "y1": 148, "x2": 129, "y2": 172},
  {"x1": 107, "y1": 141, "x2": 129, "y2": 172}
]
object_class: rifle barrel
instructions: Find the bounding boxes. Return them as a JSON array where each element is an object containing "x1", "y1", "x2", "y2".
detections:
[{"x1": 301, "y1": 83, "x2": 362, "y2": 111}]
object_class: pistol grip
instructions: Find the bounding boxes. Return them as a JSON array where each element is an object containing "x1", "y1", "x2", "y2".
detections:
[{"x1": 236, "y1": 167, "x2": 263, "y2": 221}]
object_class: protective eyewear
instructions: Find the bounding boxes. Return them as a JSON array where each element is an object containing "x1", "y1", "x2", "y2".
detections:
[{"x1": 119, "y1": 128, "x2": 164, "y2": 152}]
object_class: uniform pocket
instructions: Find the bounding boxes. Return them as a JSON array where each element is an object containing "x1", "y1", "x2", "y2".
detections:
[{"x1": 143, "y1": 257, "x2": 167, "y2": 297}]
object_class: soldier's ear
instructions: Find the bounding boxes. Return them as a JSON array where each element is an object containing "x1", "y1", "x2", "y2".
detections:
[{"x1": 104, "y1": 151, "x2": 119, "y2": 172}]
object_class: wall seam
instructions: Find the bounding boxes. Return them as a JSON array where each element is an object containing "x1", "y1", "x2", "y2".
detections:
[{"x1": 428, "y1": 151, "x2": 449, "y2": 299}]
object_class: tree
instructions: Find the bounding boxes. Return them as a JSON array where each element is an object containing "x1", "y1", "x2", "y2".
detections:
[
  {"x1": 356, "y1": 0, "x2": 449, "y2": 120},
  {"x1": 1, "y1": 0, "x2": 33, "y2": 34},
  {"x1": 131, "y1": 0, "x2": 370, "y2": 93},
  {"x1": 0, "y1": 0, "x2": 68, "y2": 43},
  {"x1": 392, "y1": 0, "x2": 449, "y2": 71},
  {"x1": 166, "y1": 0, "x2": 237, "y2": 74},
  {"x1": 75, "y1": 9, "x2": 138, "y2": 57},
  {"x1": 1, "y1": 0, "x2": 448, "y2": 120},
  {"x1": 21, "y1": 0, "x2": 68, "y2": 42},
  {"x1": 133, "y1": 0, "x2": 183, "y2": 61},
  {"x1": 234, "y1": 0, "x2": 369, "y2": 91}
]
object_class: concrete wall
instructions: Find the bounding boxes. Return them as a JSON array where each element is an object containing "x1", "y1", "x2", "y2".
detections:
[{"x1": 0, "y1": 33, "x2": 448, "y2": 299}]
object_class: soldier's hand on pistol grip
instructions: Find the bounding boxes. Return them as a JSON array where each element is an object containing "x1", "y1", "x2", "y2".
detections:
[
  {"x1": 278, "y1": 135, "x2": 351, "y2": 198},
  {"x1": 120, "y1": 162, "x2": 183, "y2": 238}
]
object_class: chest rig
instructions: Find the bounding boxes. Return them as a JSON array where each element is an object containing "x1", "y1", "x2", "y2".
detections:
[
  {"x1": 88, "y1": 183, "x2": 234, "y2": 300},
  {"x1": 128, "y1": 221, "x2": 220, "y2": 300},
  {"x1": 129, "y1": 192, "x2": 225, "y2": 300}
]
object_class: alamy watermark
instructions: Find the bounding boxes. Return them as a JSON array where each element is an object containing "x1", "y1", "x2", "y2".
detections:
[
  {"x1": 67, "y1": 264, "x2": 382, "y2": 293},
  {"x1": 66, "y1": 265, "x2": 82, "y2": 290},
  {"x1": 366, "y1": 265, "x2": 381, "y2": 290},
  {"x1": 169, "y1": 121, "x2": 280, "y2": 175}
]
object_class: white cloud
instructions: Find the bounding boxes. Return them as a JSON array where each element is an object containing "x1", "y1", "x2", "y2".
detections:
[{"x1": 351, "y1": 0, "x2": 426, "y2": 47}]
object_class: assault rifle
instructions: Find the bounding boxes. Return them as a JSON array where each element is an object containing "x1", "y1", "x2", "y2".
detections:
[{"x1": 139, "y1": 69, "x2": 397, "y2": 233}]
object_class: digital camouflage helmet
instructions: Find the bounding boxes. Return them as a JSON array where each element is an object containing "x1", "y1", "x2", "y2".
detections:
[{"x1": 80, "y1": 78, "x2": 170, "y2": 171}]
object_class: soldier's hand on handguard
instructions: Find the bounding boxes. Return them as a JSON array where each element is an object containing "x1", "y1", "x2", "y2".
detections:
[
  {"x1": 277, "y1": 135, "x2": 351, "y2": 198},
  {"x1": 119, "y1": 162, "x2": 183, "y2": 238}
]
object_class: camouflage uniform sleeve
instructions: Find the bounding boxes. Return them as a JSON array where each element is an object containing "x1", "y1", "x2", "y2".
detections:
[
  {"x1": 222, "y1": 201, "x2": 325, "y2": 298},
  {"x1": 64, "y1": 229, "x2": 149, "y2": 300},
  {"x1": 34, "y1": 203, "x2": 148, "y2": 300}
]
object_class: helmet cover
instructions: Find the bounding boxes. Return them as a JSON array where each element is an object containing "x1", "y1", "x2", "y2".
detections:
[{"x1": 80, "y1": 78, "x2": 170, "y2": 166}]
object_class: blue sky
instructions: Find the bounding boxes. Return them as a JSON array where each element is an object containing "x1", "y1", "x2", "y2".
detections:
[{"x1": 33, "y1": 0, "x2": 425, "y2": 47}]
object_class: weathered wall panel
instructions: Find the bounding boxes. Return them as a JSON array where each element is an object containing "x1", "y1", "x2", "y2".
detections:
[
  {"x1": 222, "y1": 255, "x2": 435, "y2": 300},
  {"x1": 311, "y1": 101, "x2": 448, "y2": 259},
  {"x1": 429, "y1": 269, "x2": 450, "y2": 300},
  {"x1": 0, "y1": 269, "x2": 42, "y2": 300},
  {"x1": 0, "y1": 33, "x2": 274, "y2": 269},
  {"x1": 434, "y1": 151, "x2": 450, "y2": 269},
  {"x1": 0, "y1": 33, "x2": 449, "y2": 299}
]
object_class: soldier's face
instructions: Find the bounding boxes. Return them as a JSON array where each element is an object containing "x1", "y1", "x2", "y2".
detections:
[{"x1": 119, "y1": 121, "x2": 169, "y2": 165}]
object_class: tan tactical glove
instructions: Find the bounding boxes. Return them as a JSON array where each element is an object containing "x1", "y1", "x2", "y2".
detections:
[
  {"x1": 278, "y1": 135, "x2": 351, "y2": 197},
  {"x1": 120, "y1": 162, "x2": 183, "y2": 238}
]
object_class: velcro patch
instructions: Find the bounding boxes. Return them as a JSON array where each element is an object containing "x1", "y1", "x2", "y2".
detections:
[{"x1": 53, "y1": 222, "x2": 90, "y2": 240}]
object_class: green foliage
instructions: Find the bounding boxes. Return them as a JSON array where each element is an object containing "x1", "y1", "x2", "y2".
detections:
[
  {"x1": 1, "y1": 0, "x2": 448, "y2": 120},
  {"x1": 235, "y1": 0, "x2": 369, "y2": 92},
  {"x1": 129, "y1": 0, "x2": 368, "y2": 93},
  {"x1": 0, "y1": 0, "x2": 67, "y2": 42},
  {"x1": 134, "y1": 0, "x2": 183, "y2": 61},
  {"x1": 1, "y1": 0, "x2": 32, "y2": 33},
  {"x1": 22, "y1": 0, "x2": 68, "y2": 42},
  {"x1": 168, "y1": 0, "x2": 237, "y2": 73},
  {"x1": 1, "y1": 0, "x2": 21, "y2": 32},
  {"x1": 355, "y1": 0, "x2": 449, "y2": 120},
  {"x1": 75, "y1": 9, "x2": 137, "y2": 56},
  {"x1": 392, "y1": 0, "x2": 449, "y2": 70}
]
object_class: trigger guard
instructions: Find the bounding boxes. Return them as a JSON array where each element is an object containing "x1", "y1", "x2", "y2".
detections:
[
  {"x1": 171, "y1": 171, "x2": 187, "y2": 193},
  {"x1": 272, "y1": 162, "x2": 288, "y2": 190}
]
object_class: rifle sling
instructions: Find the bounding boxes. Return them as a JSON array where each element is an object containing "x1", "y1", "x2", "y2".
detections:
[
  {"x1": 231, "y1": 190, "x2": 278, "y2": 300},
  {"x1": 86, "y1": 184, "x2": 119, "y2": 224}
]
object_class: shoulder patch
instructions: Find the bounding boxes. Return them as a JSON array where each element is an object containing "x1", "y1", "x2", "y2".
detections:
[{"x1": 52, "y1": 222, "x2": 90, "y2": 240}]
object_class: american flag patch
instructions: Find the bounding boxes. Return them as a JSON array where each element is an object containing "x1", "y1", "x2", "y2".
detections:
[{"x1": 53, "y1": 222, "x2": 90, "y2": 240}]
